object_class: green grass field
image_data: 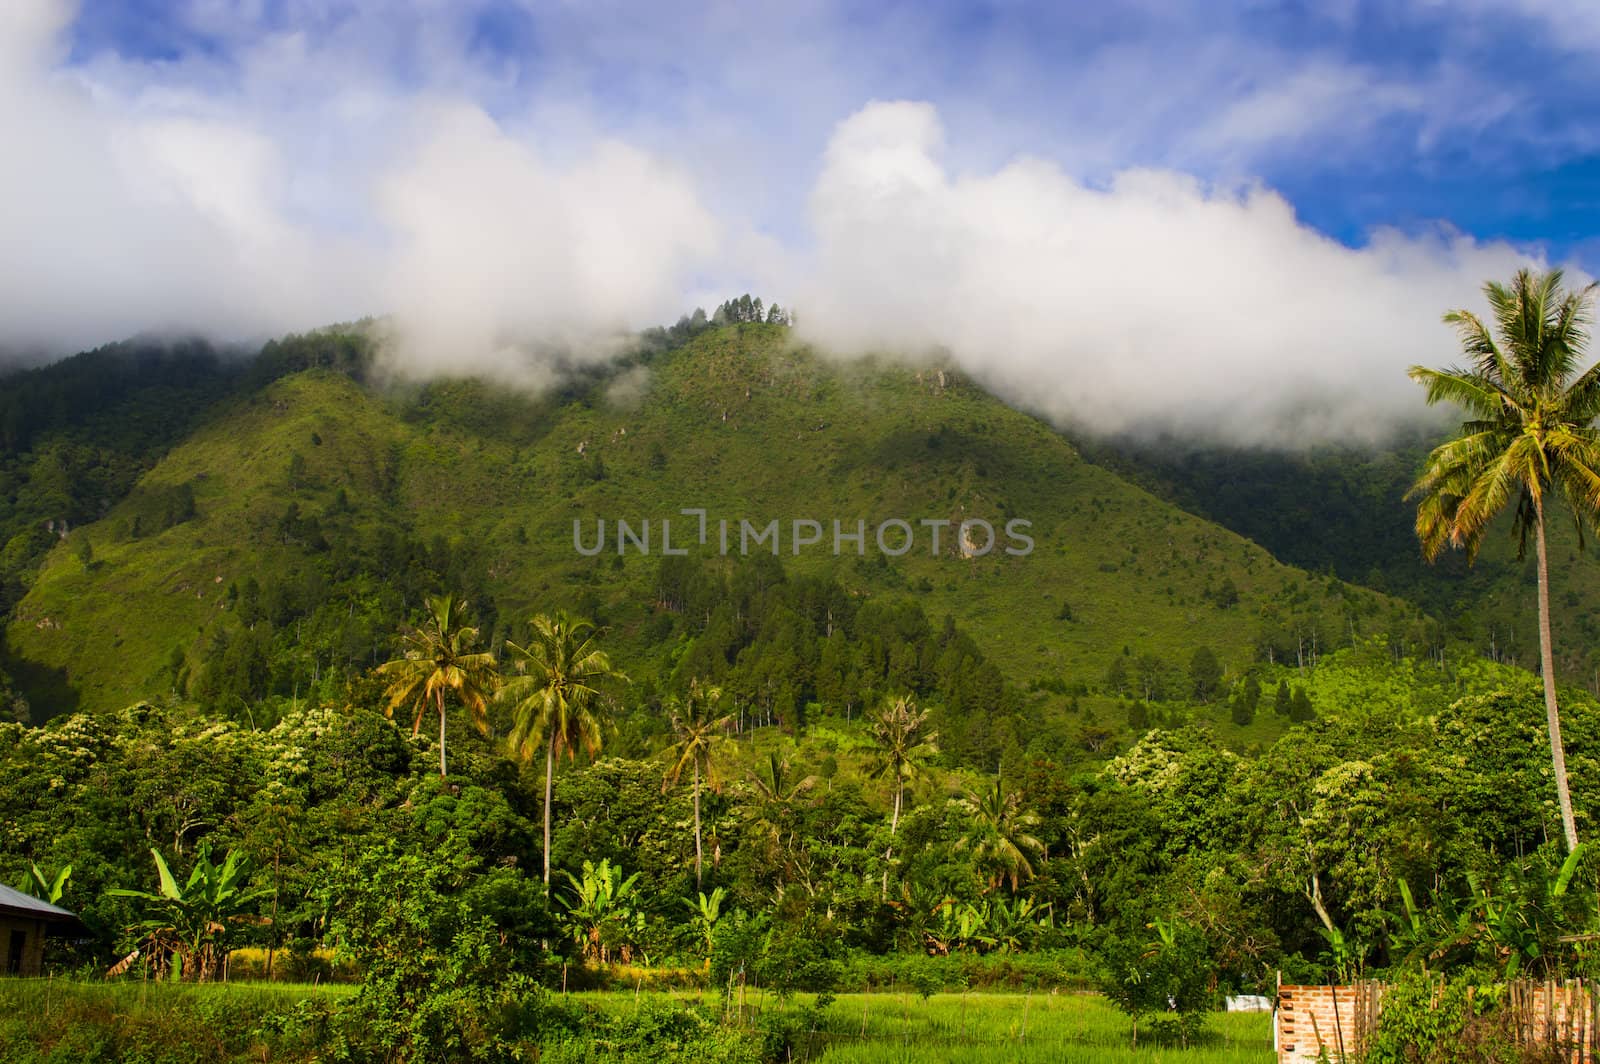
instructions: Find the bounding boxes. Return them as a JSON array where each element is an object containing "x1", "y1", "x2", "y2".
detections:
[
  {"x1": 580, "y1": 989, "x2": 1274, "y2": 1062},
  {"x1": 0, "y1": 978, "x2": 351, "y2": 1063},
  {"x1": 0, "y1": 979, "x2": 1272, "y2": 1063}
]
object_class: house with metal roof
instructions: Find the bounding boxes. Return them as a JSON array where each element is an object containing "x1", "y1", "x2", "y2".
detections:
[{"x1": 0, "y1": 883, "x2": 80, "y2": 976}]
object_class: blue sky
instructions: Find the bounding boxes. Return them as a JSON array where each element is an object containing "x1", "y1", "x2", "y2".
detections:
[
  {"x1": 56, "y1": 0, "x2": 1600, "y2": 262},
  {"x1": 4, "y1": 0, "x2": 1599, "y2": 442}
]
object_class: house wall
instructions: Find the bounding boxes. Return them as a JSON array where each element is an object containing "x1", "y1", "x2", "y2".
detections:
[{"x1": 1, "y1": 916, "x2": 47, "y2": 976}]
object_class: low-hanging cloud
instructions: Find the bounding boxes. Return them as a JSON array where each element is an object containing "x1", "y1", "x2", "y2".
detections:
[
  {"x1": 0, "y1": 2, "x2": 370, "y2": 359},
  {"x1": 0, "y1": 0, "x2": 722, "y2": 382},
  {"x1": 2, "y1": 2, "x2": 1594, "y2": 450},
  {"x1": 375, "y1": 105, "x2": 719, "y2": 386},
  {"x1": 795, "y1": 101, "x2": 1567, "y2": 446}
]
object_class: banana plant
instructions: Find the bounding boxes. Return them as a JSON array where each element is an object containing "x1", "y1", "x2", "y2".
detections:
[
  {"x1": 1315, "y1": 924, "x2": 1362, "y2": 983},
  {"x1": 1388, "y1": 877, "x2": 1430, "y2": 969},
  {"x1": 1473, "y1": 846, "x2": 1591, "y2": 977},
  {"x1": 559, "y1": 858, "x2": 644, "y2": 964},
  {"x1": 681, "y1": 886, "x2": 727, "y2": 960},
  {"x1": 936, "y1": 901, "x2": 997, "y2": 954},
  {"x1": 107, "y1": 846, "x2": 269, "y2": 982},
  {"x1": 15, "y1": 862, "x2": 71, "y2": 906},
  {"x1": 1389, "y1": 845, "x2": 1595, "y2": 978},
  {"x1": 987, "y1": 896, "x2": 1053, "y2": 953}
]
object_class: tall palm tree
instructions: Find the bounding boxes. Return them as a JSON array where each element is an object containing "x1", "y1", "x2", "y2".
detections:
[
  {"x1": 956, "y1": 776, "x2": 1045, "y2": 894},
  {"x1": 500, "y1": 612, "x2": 626, "y2": 889},
  {"x1": 750, "y1": 750, "x2": 817, "y2": 838},
  {"x1": 663, "y1": 680, "x2": 733, "y2": 889},
  {"x1": 867, "y1": 694, "x2": 939, "y2": 893},
  {"x1": 1409, "y1": 268, "x2": 1600, "y2": 853},
  {"x1": 748, "y1": 750, "x2": 817, "y2": 892},
  {"x1": 377, "y1": 594, "x2": 498, "y2": 779}
]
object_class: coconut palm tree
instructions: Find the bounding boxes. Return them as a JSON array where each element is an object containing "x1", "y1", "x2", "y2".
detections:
[
  {"x1": 746, "y1": 749, "x2": 817, "y2": 894},
  {"x1": 1408, "y1": 268, "x2": 1600, "y2": 852},
  {"x1": 500, "y1": 612, "x2": 626, "y2": 889},
  {"x1": 750, "y1": 750, "x2": 817, "y2": 841},
  {"x1": 662, "y1": 680, "x2": 732, "y2": 889},
  {"x1": 956, "y1": 776, "x2": 1045, "y2": 893},
  {"x1": 867, "y1": 694, "x2": 939, "y2": 893},
  {"x1": 376, "y1": 594, "x2": 498, "y2": 779}
]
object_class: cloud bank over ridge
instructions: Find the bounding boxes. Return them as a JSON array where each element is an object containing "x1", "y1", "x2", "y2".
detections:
[
  {"x1": 796, "y1": 102, "x2": 1555, "y2": 444},
  {"x1": 1, "y1": 0, "x2": 1593, "y2": 445}
]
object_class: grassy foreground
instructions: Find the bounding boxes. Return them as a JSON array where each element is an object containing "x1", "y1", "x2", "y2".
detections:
[
  {"x1": 584, "y1": 989, "x2": 1274, "y2": 1062},
  {"x1": 0, "y1": 979, "x2": 1273, "y2": 1063},
  {"x1": 0, "y1": 979, "x2": 352, "y2": 1062}
]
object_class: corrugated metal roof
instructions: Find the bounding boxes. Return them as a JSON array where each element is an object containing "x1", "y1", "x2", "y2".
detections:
[{"x1": 0, "y1": 883, "x2": 77, "y2": 921}]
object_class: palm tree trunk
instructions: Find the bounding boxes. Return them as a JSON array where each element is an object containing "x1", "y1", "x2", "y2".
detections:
[
  {"x1": 1535, "y1": 497, "x2": 1580, "y2": 852},
  {"x1": 544, "y1": 731, "x2": 556, "y2": 890},
  {"x1": 881, "y1": 779, "x2": 903, "y2": 899},
  {"x1": 266, "y1": 847, "x2": 281, "y2": 981},
  {"x1": 693, "y1": 759, "x2": 704, "y2": 890},
  {"x1": 437, "y1": 688, "x2": 447, "y2": 778}
]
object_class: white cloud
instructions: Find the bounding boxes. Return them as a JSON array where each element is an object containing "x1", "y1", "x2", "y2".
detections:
[
  {"x1": 375, "y1": 103, "x2": 719, "y2": 384},
  {"x1": 1417, "y1": 0, "x2": 1600, "y2": 56},
  {"x1": 796, "y1": 101, "x2": 1573, "y2": 446},
  {"x1": 0, "y1": 0, "x2": 373, "y2": 357},
  {"x1": 2, "y1": 1, "x2": 1595, "y2": 451},
  {"x1": 1187, "y1": 61, "x2": 1425, "y2": 164},
  {"x1": 0, "y1": 0, "x2": 723, "y2": 376}
]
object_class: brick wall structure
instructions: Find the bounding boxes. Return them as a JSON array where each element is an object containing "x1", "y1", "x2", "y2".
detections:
[
  {"x1": 1275, "y1": 983, "x2": 1383, "y2": 1063},
  {"x1": 1276, "y1": 980, "x2": 1600, "y2": 1063}
]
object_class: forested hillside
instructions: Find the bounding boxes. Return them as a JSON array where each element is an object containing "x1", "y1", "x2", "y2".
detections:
[
  {"x1": 11, "y1": 0, "x2": 1600, "y2": 1057},
  {"x1": 1091, "y1": 433, "x2": 1600, "y2": 685},
  {"x1": 2, "y1": 320, "x2": 1417, "y2": 740}
]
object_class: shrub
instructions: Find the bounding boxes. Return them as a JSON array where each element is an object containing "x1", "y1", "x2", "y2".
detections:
[
  {"x1": 540, "y1": 998, "x2": 762, "y2": 1064},
  {"x1": 323, "y1": 845, "x2": 551, "y2": 1062},
  {"x1": 1360, "y1": 972, "x2": 1570, "y2": 1064},
  {"x1": 1095, "y1": 921, "x2": 1219, "y2": 1048},
  {"x1": 758, "y1": 914, "x2": 843, "y2": 1003},
  {"x1": 841, "y1": 949, "x2": 1095, "y2": 993}
]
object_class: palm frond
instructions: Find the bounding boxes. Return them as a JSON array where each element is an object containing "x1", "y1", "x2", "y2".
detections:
[
  {"x1": 499, "y1": 612, "x2": 625, "y2": 766},
  {"x1": 1412, "y1": 270, "x2": 1600, "y2": 567}
]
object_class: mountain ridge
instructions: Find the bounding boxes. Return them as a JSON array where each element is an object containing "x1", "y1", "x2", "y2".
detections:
[{"x1": 0, "y1": 321, "x2": 1449, "y2": 742}]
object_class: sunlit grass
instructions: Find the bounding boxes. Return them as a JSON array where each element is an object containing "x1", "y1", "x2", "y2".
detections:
[
  {"x1": 2, "y1": 979, "x2": 1271, "y2": 1062},
  {"x1": 0, "y1": 977, "x2": 349, "y2": 1063},
  {"x1": 574, "y1": 988, "x2": 1274, "y2": 1062}
]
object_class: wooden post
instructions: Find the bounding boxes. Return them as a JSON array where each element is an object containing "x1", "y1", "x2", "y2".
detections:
[{"x1": 1330, "y1": 980, "x2": 1347, "y2": 1063}]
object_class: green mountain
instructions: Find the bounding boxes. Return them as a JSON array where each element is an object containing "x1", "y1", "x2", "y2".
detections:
[
  {"x1": 1, "y1": 321, "x2": 1418, "y2": 745},
  {"x1": 1091, "y1": 433, "x2": 1600, "y2": 685}
]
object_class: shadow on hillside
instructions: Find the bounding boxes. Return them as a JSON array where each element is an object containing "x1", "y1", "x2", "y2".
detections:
[{"x1": 5, "y1": 653, "x2": 80, "y2": 723}]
